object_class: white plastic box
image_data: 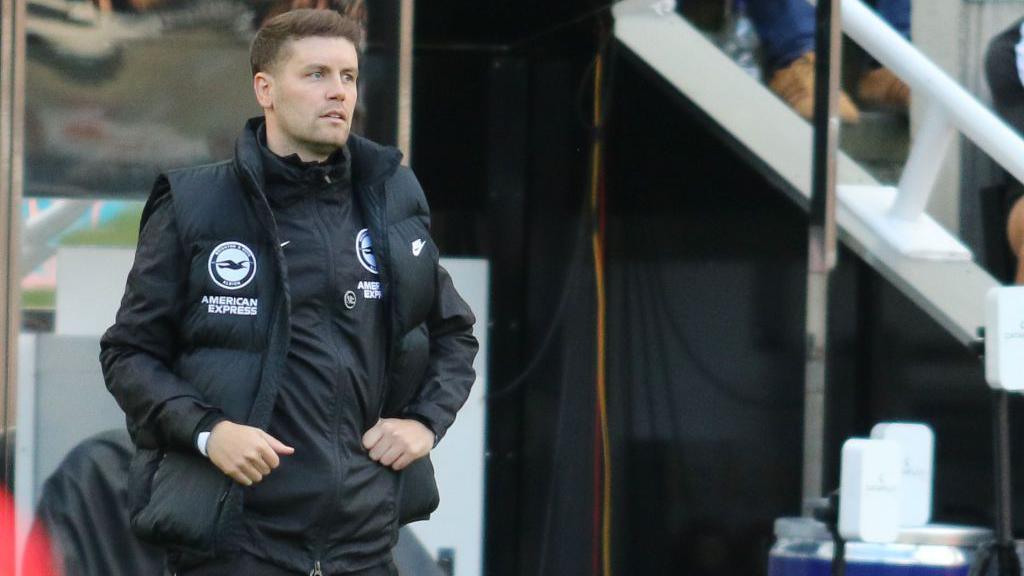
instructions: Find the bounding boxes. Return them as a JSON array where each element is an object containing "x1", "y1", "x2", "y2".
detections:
[
  {"x1": 839, "y1": 438, "x2": 903, "y2": 543},
  {"x1": 871, "y1": 423, "x2": 934, "y2": 527},
  {"x1": 985, "y1": 286, "x2": 1024, "y2": 391}
]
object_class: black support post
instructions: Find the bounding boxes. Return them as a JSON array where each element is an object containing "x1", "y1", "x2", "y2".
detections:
[{"x1": 484, "y1": 56, "x2": 529, "y2": 576}]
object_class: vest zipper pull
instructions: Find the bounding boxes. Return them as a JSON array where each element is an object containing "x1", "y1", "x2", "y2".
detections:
[{"x1": 310, "y1": 561, "x2": 323, "y2": 576}]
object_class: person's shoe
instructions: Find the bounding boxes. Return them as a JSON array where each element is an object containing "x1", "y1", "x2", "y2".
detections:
[
  {"x1": 857, "y1": 67, "x2": 910, "y2": 112},
  {"x1": 768, "y1": 51, "x2": 861, "y2": 123}
]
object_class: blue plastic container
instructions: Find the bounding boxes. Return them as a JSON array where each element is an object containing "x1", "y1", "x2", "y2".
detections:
[{"x1": 768, "y1": 517, "x2": 992, "y2": 576}]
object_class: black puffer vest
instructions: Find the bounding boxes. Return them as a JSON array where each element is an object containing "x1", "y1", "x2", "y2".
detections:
[{"x1": 128, "y1": 119, "x2": 442, "y2": 566}]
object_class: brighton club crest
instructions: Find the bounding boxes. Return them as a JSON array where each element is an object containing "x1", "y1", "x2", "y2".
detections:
[
  {"x1": 208, "y1": 241, "x2": 257, "y2": 290},
  {"x1": 356, "y1": 229, "x2": 379, "y2": 275}
]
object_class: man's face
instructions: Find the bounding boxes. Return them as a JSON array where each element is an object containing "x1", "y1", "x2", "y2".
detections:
[{"x1": 254, "y1": 35, "x2": 359, "y2": 161}]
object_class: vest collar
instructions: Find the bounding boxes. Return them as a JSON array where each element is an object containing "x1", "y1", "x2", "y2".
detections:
[
  {"x1": 256, "y1": 123, "x2": 352, "y2": 207},
  {"x1": 234, "y1": 116, "x2": 403, "y2": 199}
]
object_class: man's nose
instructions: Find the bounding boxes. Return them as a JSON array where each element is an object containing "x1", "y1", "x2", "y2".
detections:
[{"x1": 326, "y1": 76, "x2": 346, "y2": 100}]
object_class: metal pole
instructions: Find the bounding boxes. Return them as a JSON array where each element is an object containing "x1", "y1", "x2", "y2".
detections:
[
  {"x1": 397, "y1": 0, "x2": 414, "y2": 165},
  {"x1": 0, "y1": 0, "x2": 12, "y2": 485},
  {"x1": 991, "y1": 389, "x2": 1020, "y2": 576},
  {"x1": 1, "y1": 0, "x2": 26, "y2": 570},
  {"x1": 993, "y1": 390, "x2": 1012, "y2": 545},
  {"x1": 802, "y1": 0, "x2": 842, "y2": 512}
]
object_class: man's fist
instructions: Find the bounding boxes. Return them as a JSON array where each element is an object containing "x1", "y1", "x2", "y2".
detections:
[
  {"x1": 207, "y1": 421, "x2": 295, "y2": 486},
  {"x1": 361, "y1": 418, "x2": 435, "y2": 471}
]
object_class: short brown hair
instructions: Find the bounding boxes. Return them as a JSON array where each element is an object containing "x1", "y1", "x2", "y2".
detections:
[{"x1": 250, "y1": 9, "x2": 364, "y2": 76}]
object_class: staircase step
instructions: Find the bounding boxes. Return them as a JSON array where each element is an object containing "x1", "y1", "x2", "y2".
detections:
[{"x1": 841, "y1": 109, "x2": 910, "y2": 163}]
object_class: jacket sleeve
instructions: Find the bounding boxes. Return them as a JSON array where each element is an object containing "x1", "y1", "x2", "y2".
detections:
[
  {"x1": 402, "y1": 262, "x2": 479, "y2": 445},
  {"x1": 99, "y1": 177, "x2": 223, "y2": 451}
]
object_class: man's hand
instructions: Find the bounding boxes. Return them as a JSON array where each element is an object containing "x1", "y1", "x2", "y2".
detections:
[
  {"x1": 361, "y1": 418, "x2": 435, "y2": 471},
  {"x1": 207, "y1": 421, "x2": 295, "y2": 486}
]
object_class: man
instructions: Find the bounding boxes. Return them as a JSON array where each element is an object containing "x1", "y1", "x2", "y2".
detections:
[{"x1": 100, "y1": 9, "x2": 478, "y2": 576}]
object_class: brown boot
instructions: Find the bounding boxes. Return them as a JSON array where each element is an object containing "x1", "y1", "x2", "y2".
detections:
[
  {"x1": 768, "y1": 51, "x2": 861, "y2": 123},
  {"x1": 857, "y1": 67, "x2": 910, "y2": 112}
]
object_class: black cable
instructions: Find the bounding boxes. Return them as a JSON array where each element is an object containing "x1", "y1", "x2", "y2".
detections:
[
  {"x1": 597, "y1": 57, "x2": 798, "y2": 414},
  {"x1": 811, "y1": 492, "x2": 846, "y2": 576},
  {"x1": 624, "y1": 241, "x2": 664, "y2": 440},
  {"x1": 998, "y1": 544, "x2": 1021, "y2": 576},
  {"x1": 534, "y1": 26, "x2": 617, "y2": 576},
  {"x1": 967, "y1": 542, "x2": 1022, "y2": 576},
  {"x1": 968, "y1": 548, "x2": 993, "y2": 576},
  {"x1": 584, "y1": 15, "x2": 797, "y2": 415},
  {"x1": 535, "y1": 359, "x2": 575, "y2": 576},
  {"x1": 484, "y1": 207, "x2": 589, "y2": 402},
  {"x1": 486, "y1": 21, "x2": 615, "y2": 403},
  {"x1": 830, "y1": 533, "x2": 846, "y2": 576},
  {"x1": 643, "y1": 256, "x2": 698, "y2": 504},
  {"x1": 508, "y1": 0, "x2": 622, "y2": 54},
  {"x1": 829, "y1": 519, "x2": 846, "y2": 576}
]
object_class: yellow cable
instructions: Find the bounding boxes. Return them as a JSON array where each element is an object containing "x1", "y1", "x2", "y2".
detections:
[
  {"x1": 591, "y1": 50, "x2": 612, "y2": 576},
  {"x1": 594, "y1": 230, "x2": 611, "y2": 576}
]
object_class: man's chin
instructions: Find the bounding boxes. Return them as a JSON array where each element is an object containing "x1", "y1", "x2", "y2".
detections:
[
  {"x1": 305, "y1": 135, "x2": 349, "y2": 157},
  {"x1": 316, "y1": 132, "x2": 350, "y2": 150}
]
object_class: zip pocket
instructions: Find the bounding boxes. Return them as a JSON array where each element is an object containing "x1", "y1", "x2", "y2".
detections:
[{"x1": 132, "y1": 451, "x2": 232, "y2": 555}]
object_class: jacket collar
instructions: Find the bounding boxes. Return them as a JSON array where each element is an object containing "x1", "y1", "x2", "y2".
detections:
[
  {"x1": 256, "y1": 123, "x2": 351, "y2": 208},
  {"x1": 234, "y1": 116, "x2": 403, "y2": 200},
  {"x1": 346, "y1": 129, "x2": 404, "y2": 188}
]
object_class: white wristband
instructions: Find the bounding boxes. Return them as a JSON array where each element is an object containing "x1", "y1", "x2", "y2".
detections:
[{"x1": 197, "y1": 431, "x2": 211, "y2": 457}]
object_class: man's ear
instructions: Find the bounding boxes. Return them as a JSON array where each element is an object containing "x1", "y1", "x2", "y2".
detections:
[{"x1": 254, "y1": 72, "x2": 274, "y2": 110}]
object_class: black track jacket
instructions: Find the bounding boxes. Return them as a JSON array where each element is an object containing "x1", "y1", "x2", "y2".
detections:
[{"x1": 99, "y1": 118, "x2": 478, "y2": 574}]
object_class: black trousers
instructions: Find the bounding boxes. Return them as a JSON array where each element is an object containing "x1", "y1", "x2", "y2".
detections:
[
  {"x1": 987, "y1": 17, "x2": 1024, "y2": 133},
  {"x1": 176, "y1": 553, "x2": 399, "y2": 576}
]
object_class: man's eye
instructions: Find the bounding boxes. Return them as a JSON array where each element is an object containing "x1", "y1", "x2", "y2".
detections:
[{"x1": 310, "y1": 71, "x2": 323, "y2": 79}]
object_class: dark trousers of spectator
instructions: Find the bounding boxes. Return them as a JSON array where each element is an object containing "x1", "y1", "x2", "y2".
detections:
[
  {"x1": 175, "y1": 553, "x2": 399, "y2": 576},
  {"x1": 986, "y1": 18, "x2": 1024, "y2": 131}
]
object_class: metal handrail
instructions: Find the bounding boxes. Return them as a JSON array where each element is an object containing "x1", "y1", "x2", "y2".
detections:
[{"x1": 841, "y1": 0, "x2": 1024, "y2": 223}]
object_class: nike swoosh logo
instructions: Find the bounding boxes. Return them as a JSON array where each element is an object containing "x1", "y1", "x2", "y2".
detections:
[
  {"x1": 412, "y1": 239, "x2": 425, "y2": 257},
  {"x1": 280, "y1": 241, "x2": 291, "y2": 247}
]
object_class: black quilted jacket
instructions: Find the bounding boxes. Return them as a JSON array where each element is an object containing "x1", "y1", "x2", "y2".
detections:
[{"x1": 99, "y1": 118, "x2": 478, "y2": 573}]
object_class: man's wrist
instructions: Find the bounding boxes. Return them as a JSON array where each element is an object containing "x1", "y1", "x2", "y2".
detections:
[
  {"x1": 197, "y1": 431, "x2": 212, "y2": 457},
  {"x1": 404, "y1": 413, "x2": 439, "y2": 448},
  {"x1": 193, "y1": 413, "x2": 227, "y2": 457}
]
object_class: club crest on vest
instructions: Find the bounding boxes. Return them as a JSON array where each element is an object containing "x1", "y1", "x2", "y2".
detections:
[
  {"x1": 356, "y1": 228, "x2": 379, "y2": 275},
  {"x1": 208, "y1": 241, "x2": 257, "y2": 290}
]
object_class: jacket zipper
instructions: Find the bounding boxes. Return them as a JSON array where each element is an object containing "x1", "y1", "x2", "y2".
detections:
[
  {"x1": 308, "y1": 186, "x2": 347, "y2": 571},
  {"x1": 304, "y1": 176, "x2": 395, "y2": 573},
  {"x1": 371, "y1": 185, "x2": 399, "y2": 535},
  {"x1": 375, "y1": 183, "x2": 392, "y2": 420}
]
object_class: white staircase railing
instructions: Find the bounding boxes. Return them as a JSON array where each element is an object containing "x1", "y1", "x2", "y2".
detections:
[
  {"x1": 844, "y1": 0, "x2": 1024, "y2": 203},
  {"x1": 612, "y1": 0, "x2": 998, "y2": 346},
  {"x1": 619, "y1": 0, "x2": 1024, "y2": 261},
  {"x1": 839, "y1": 0, "x2": 1024, "y2": 260}
]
